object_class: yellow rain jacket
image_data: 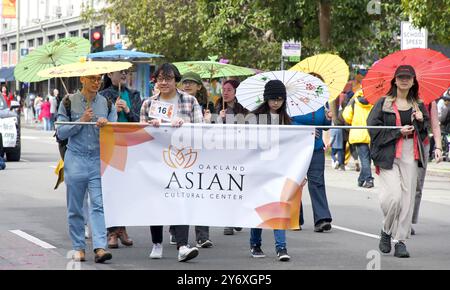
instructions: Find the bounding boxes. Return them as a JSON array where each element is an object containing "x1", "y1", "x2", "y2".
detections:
[{"x1": 342, "y1": 95, "x2": 373, "y2": 144}]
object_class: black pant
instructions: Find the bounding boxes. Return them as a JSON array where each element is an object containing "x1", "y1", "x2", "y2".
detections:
[
  {"x1": 150, "y1": 226, "x2": 163, "y2": 244},
  {"x1": 173, "y1": 225, "x2": 190, "y2": 248}
]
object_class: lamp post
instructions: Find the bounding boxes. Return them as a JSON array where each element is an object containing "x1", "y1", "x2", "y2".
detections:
[{"x1": 15, "y1": 0, "x2": 20, "y2": 91}]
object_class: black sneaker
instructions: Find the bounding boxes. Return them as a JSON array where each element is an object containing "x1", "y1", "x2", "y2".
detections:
[
  {"x1": 394, "y1": 242, "x2": 410, "y2": 258},
  {"x1": 223, "y1": 227, "x2": 234, "y2": 235},
  {"x1": 277, "y1": 248, "x2": 290, "y2": 262},
  {"x1": 314, "y1": 221, "x2": 332, "y2": 232},
  {"x1": 411, "y1": 227, "x2": 415, "y2": 235},
  {"x1": 379, "y1": 230, "x2": 392, "y2": 253},
  {"x1": 196, "y1": 239, "x2": 213, "y2": 248},
  {"x1": 362, "y1": 180, "x2": 374, "y2": 188},
  {"x1": 250, "y1": 246, "x2": 265, "y2": 258}
]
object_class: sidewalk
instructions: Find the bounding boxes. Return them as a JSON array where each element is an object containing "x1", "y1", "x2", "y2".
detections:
[{"x1": 325, "y1": 155, "x2": 450, "y2": 178}]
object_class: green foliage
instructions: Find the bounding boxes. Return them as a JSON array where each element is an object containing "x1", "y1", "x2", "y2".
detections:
[
  {"x1": 85, "y1": 0, "x2": 447, "y2": 71},
  {"x1": 94, "y1": 0, "x2": 208, "y2": 61},
  {"x1": 402, "y1": 0, "x2": 450, "y2": 44}
]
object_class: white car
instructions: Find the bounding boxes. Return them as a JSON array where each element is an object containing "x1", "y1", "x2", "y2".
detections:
[{"x1": 0, "y1": 94, "x2": 21, "y2": 161}]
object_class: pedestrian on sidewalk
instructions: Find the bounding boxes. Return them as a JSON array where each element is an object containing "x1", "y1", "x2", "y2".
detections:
[
  {"x1": 49, "y1": 89, "x2": 59, "y2": 130},
  {"x1": 57, "y1": 74, "x2": 117, "y2": 263},
  {"x1": 342, "y1": 90, "x2": 374, "y2": 188},
  {"x1": 367, "y1": 65, "x2": 429, "y2": 258},
  {"x1": 141, "y1": 63, "x2": 203, "y2": 262},
  {"x1": 100, "y1": 68, "x2": 142, "y2": 249},
  {"x1": 248, "y1": 80, "x2": 292, "y2": 262},
  {"x1": 329, "y1": 127, "x2": 345, "y2": 170},
  {"x1": 39, "y1": 97, "x2": 51, "y2": 131}
]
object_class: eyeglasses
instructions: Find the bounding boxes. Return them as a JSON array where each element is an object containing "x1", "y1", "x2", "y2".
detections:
[
  {"x1": 157, "y1": 76, "x2": 175, "y2": 83},
  {"x1": 86, "y1": 76, "x2": 103, "y2": 83},
  {"x1": 119, "y1": 70, "x2": 130, "y2": 75}
]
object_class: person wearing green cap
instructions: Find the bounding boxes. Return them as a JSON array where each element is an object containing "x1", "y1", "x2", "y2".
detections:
[
  {"x1": 181, "y1": 72, "x2": 215, "y2": 122},
  {"x1": 179, "y1": 71, "x2": 214, "y2": 248}
]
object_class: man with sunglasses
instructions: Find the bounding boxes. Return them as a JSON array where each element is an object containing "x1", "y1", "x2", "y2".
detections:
[
  {"x1": 100, "y1": 69, "x2": 143, "y2": 249},
  {"x1": 57, "y1": 74, "x2": 117, "y2": 263}
]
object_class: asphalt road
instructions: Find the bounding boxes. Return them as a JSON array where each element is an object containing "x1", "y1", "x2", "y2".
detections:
[{"x1": 1, "y1": 127, "x2": 449, "y2": 270}]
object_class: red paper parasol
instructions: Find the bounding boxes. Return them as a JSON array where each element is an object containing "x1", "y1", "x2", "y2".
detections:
[{"x1": 362, "y1": 48, "x2": 450, "y2": 105}]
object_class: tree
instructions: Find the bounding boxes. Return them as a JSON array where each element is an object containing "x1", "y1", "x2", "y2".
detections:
[
  {"x1": 402, "y1": 0, "x2": 450, "y2": 44},
  {"x1": 84, "y1": 0, "x2": 415, "y2": 71},
  {"x1": 87, "y1": 0, "x2": 208, "y2": 62}
]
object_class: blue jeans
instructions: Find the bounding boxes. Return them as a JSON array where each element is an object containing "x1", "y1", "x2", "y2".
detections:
[
  {"x1": 64, "y1": 151, "x2": 107, "y2": 251},
  {"x1": 250, "y1": 228, "x2": 286, "y2": 251},
  {"x1": 356, "y1": 143, "x2": 373, "y2": 184},
  {"x1": 331, "y1": 148, "x2": 344, "y2": 165},
  {"x1": 300, "y1": 149, "x2": 332, "y2": 226},
  {"x1": 43, "y1": 117, "x2": 51, "y2": 131}
]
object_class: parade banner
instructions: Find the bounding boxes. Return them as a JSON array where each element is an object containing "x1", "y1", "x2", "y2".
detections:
[
  {"x1": 100, "y1": 123, "x2": 315, "y2": 229},
  {"x1": 0, "y1": 117, "x2": 17, "y2": 147},
  {"x1": 1, "y1": 0, "x2": 16, "y2": 19}
]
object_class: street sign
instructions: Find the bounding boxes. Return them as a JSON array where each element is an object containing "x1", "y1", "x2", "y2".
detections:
[
  {"x1": 288, "y1": 56, "x2": 301, "y2": 63},
  {"x1": 401, "y1": 21, "x2": 428, "y2": 50},
  {"x1": 282, "y1": 41, "x2": 301, "y2": 57},
  {"x1": 20, "y1": 48, "x2": 29, "y2": 57}
]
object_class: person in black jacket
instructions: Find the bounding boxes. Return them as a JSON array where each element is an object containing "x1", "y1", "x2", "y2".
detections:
[{"x1": 367, "y1": 65, "x2": 429, "y2": 258}]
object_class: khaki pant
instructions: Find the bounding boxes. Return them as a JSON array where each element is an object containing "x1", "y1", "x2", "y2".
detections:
[{"x1": 379, "y1": 139, "x2": 418, "y2": 241}]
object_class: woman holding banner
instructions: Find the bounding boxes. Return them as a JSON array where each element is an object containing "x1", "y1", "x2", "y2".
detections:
[
  {"x1": 367, "y1": 65, "x2": 429, "y2": 258},
  {"x1": 248, "y1": 80, "x2": 291, "y2": 262}
]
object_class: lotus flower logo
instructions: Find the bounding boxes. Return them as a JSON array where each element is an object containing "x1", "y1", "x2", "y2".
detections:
[{"x1": 163, "y1": 146, "x2": 198, "y2": 169}]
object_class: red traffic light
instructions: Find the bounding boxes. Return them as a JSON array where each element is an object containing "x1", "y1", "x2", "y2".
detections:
[{"x1": 93, "y1": 31, "x2": 102, "y2": 40}]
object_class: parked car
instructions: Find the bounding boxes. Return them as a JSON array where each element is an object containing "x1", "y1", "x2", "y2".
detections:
[{"x1": 0, "y1": 93, "x2": 21, "y2": 161}]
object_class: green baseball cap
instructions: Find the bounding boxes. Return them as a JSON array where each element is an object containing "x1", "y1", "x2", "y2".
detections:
[{"x1": 181, "y1": 72, "x2": 202, "y2": 84}]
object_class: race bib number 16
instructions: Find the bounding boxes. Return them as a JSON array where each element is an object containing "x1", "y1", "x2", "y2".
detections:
[{"x1": 149, "y1": 100, "x2": 174, "y2": 122}]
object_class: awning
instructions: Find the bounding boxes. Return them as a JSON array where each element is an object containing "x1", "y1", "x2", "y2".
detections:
[{"x1": 0, "y1": 67, "x2": 15, "y2": 82}]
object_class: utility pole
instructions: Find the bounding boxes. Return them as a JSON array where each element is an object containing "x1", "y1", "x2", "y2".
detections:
[
  {"x1": 89, "y1": 0, "x2": 94, "y2": 42},
  {"x1": 16, "y1": 0, "x2": 20, "y2": 91}
]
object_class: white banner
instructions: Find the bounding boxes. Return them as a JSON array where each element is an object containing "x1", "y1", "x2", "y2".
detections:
[
  {"x1": 0, "y1": 117, "x2": 17, "y2": 148},
  {"x1": 100, "y1": 124, "x2": 315, "y2": 230}
]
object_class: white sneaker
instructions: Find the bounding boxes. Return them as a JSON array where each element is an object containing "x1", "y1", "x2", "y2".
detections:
[
  {"x1": 149, "y1": 243, "x2": 163, "y2": 259},
  {"x1": 333, "y1": 161, "x2": 339, "y2": 169},
  {"x1": 178, "y1": 245, "x2": 199, "y2": 262},
  {"x1": 84, "y1": 225, "x2": 90, "y2": 239}
]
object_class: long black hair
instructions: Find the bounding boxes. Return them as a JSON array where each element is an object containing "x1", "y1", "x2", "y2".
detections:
[
  {"x1": 386, "y1": 77, "x2": 420, "y2": 103},
  {"x1": 252, "y1": 100, "x2": 291, "y2": 125}
]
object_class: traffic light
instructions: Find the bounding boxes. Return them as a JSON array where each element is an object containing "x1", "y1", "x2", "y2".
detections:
[{"x1": 90, "y1": 28, "x2": 103, "y2": 53}]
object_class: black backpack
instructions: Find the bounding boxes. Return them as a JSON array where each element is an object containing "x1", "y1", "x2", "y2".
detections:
[{"x1": 56, "y1": 96, "x2": 112, "y2": 159}]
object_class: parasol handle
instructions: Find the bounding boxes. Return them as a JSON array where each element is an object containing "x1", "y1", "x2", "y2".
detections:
[
  {"x1": 49, "y1": 56, "x2": 69, "y2": 95},
  {"x1": 59, "y1": 78, "x2": 69, "y2": 95}
]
